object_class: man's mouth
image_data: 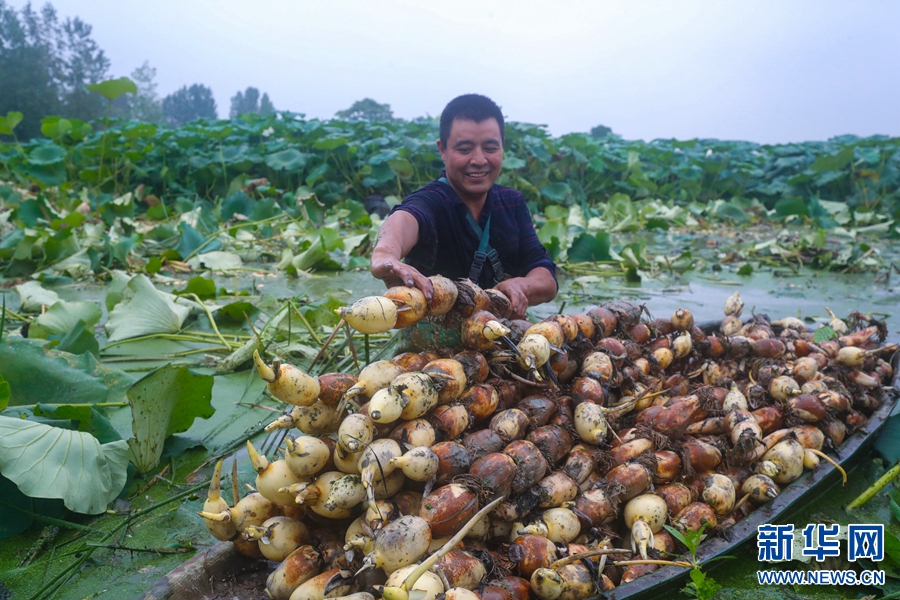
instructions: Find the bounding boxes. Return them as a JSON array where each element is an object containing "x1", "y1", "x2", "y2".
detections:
[{"x1": 465, "y1": 172, "x2": 489, "y2": 179}]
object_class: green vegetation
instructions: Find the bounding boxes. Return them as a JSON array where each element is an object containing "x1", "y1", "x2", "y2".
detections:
[
  {"x1": 1, "y1": 79, "x2": 898, "y2": 284},
  {"x1": 665, "y1": 524, "x2": 727, "y2": 600}
]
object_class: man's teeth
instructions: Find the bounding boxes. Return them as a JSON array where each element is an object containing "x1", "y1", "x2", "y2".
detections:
[{"x1": 467, "y1": 173, "x2": 487, "y2": 178}]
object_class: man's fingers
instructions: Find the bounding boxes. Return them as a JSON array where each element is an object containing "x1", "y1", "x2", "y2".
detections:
[{"x1": 413, "y1": 273, "x2": 435, "y2": 304}]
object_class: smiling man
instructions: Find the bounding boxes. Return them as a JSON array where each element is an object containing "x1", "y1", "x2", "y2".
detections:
[{"x1": 371, "y1": 94, "x2": 558, "y2": 320}]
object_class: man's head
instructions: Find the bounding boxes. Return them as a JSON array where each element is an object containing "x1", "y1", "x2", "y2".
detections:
[
  {"x1": 439, "y1": 94, "x2": 505, "y2": 148},
  {"x1": 437, "y1": 94, "x2": 505, "y2": 204}
]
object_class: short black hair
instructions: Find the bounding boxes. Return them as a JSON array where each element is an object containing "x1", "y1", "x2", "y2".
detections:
[{"x1": 439, "y1": 94, "x2": 505, "y2": 148}]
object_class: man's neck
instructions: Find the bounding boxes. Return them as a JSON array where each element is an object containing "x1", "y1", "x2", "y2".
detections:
[{"x1": 461, "y1": 196, "x2": 487, "y2": 222}]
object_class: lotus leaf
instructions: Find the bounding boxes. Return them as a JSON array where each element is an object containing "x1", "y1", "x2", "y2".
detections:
[
  {"x1": 15, "y1": 280, "x2": 61, "y2": 312},
  {"x1": 27, "y1": 143, "x2": 67, "y2": 166},
  {"x1": 126, "y1": 364, "x2": 214, "y2": 472},
  {"x1": 28, "y1": 300, "x2": 102, "y2": 339},
  {"x1": 105, "y1": 274, "x2": 190, "y2": 342},
  {"x1": 0, "y1": 416, "x2": 129, "y2": 514},
  {"x1": 86, "y1": 77, "x2": 137, "y2": 101}
]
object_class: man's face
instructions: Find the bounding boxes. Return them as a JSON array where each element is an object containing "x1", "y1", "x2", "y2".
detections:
[{"x1": 437, "y1": 117, "x2": 503, "y2": 203}]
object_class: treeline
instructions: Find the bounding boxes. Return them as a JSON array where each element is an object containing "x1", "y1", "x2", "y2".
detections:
[{"x1": 0, "y1": 1, "x2": 281, "y2": 138}]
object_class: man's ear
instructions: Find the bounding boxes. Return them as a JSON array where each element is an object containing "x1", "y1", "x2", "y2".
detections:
[{"x1": 436, "y1": 140, "x2": 446, "y2": 161}]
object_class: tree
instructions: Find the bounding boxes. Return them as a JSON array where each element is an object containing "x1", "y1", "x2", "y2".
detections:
[
  {"x1": 335, "y1": 98, "x2": 393, "y2": 121},
  {"x1": 590, "y1": 124, "x2": 613, "y2": 139},
  {"x1": 113, "y1": 61, "x2": 163, "y2": 123},
  {"x1": 229, "y1": 86, "x2": 275, "y2": 117},
  {"x1": 56, "y1": 15, "x2": 109, "y2": 122},
  {"x1": 259, "y1": 93, "x2": 274, "y2": 116},
  {"x1": 162, "y1": 84, "x2": 217, "y2": 126},
  {"x1": 0, "y1": 1, "x2": 110, "y2": 139}
]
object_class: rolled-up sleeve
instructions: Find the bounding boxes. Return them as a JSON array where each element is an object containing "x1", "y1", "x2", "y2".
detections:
[{"x1": 390, "y1": 192, "x2": 438, "y2": 271}]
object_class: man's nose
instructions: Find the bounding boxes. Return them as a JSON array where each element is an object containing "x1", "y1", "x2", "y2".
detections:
[{"x1": 470, "y1": 146, "x2": 487, "y2": 164}]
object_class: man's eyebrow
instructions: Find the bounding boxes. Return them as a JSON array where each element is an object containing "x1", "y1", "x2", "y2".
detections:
[{"x1": 453, "y1": 138, "x2": 501, "y2": 147}]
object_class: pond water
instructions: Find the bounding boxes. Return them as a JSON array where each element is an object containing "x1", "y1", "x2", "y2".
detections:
[{"x1": 0, "y1": 264, "x2": 898, "y2": 600}]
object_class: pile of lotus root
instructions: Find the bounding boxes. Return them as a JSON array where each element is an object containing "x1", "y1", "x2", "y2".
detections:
[{"x1": 198, "y1": 277, "x2": 898, "y2": 600}]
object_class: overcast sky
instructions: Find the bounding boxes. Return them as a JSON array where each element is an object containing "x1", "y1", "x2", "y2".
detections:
[{"x1": 11, "y1": 0, "x2": 900, "y2": 143}]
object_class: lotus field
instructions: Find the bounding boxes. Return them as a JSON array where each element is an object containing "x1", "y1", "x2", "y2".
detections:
[{"x1": 0, "y1": 103, "x2": 899, "y2": 600}]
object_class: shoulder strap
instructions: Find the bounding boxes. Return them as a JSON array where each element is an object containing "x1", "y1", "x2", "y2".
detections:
[{"x1": 438, "y1": 176, "x2": 506, "y2": 283}]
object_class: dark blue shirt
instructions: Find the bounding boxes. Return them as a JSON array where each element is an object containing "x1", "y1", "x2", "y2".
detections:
[{"x1": 391, "y1": 176, "x2": 558, "y2": 290}]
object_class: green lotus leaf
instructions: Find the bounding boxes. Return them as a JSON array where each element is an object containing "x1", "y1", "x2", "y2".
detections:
[
  {"x1": 86, "y1": 77, "x2": 137, "y2": 101},
  {"x1": 0, "y1": 416, "x2": 129, "y2": 514},
  {"x1": 126, "y1": 364, "x2": 214, "y2": 472},
  {"x1": 29, "y1": 300, "x2": 102, "y2": 339},
  {"x1": 15, "y1": 280, "x2": 61, "y2": 312},
  {"x1": 27, "y1": 143, "x2": 67, "y2": 166},
  {"x1": 104, "y1": 274, "x2": 190, "y2": 342}
]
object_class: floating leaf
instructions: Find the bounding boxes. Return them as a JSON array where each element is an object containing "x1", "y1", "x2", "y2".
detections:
[
  {"x1": 86, "y1": 77, "x2": 137, "y2": 101},
  {"x1": 15, "y1": 280, "x2": 60, "y2": 312},
  {"x1": 32, "y1": 404, "x2": 121, "y2": 444},
  {"x1": 0, "y1": 338, "x2": 132, "y2": 407},
  {"x1": 176, "y1": 276, "x2": 217, "y2": 299},
  {"x1": 186, "y1": 250, "x2": 242, "y2": 271},
  {"x1": 28, "y1": 300, "x2": 102, "y2": 339},
  {"x1": 47, "y1": 319, "x2": 100, "y2": 357},
  {"x1": 105, "y1": 274, "x2": 190, "y2": 342},
  {"x1": 126, "y1": 364, "x2": 214, "y2": 472},
  {"x1": 568, "y1": 232, "x2": 612, "y2": 263},
  {"x1": 176, "y1": 222, "x2": 220, "y2": 257},
  {"x1": 215, "y1": 300, "x2": 258, "y2": 324},
  {"x1": 0, "y1": 416, "x2": 129, "y2": 514},
  {"x1": 105, "y1": 270, "x2": 133, "y2": 312}
]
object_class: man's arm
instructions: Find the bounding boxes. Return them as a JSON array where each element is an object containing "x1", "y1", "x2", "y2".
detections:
[
  {"x1": 494, "y1": 267, "x2": 557, "y2": 319},
  {"x1": 370, "y1": 211, "x2": 435, "y2": 302}
]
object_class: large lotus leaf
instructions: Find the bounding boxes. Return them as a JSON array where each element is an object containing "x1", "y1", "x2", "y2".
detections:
[
  {"x1": 0, "y1": 338, "x2": 132, "y2": 407},
  {"x1": 541, "y1": 182, "x2": 573, "y2": 203},
  {"x1": 0, "y1": 416, "x2": 129, "y2": 514},
  {"x1": 105, "y1": 270, "x2": 133, "y2": 311},
  {"x1": 292, "y1": 237, "x2": 328, "y2": 271},
  {"x1": 774, "y1": 196, "x2": 809, "y2": 218},
  {"x1": 28, "y1": 143, "x2": 67, "y2": 166},
  {"x1": 31, "y1": 404, "x2": 121, "y2": 444},
  {"x1": 105, "y1": 274, "x2": 191, "y2": 342},
  {"x1": 15, "y1": 280, "x2": 61, "y2": 312},
  {"x1": 266, "y1": 148, "x2": 308, "y2": 171},
  {"x1": 86, "y1": 77, "x2": 137, "y2": 101},
  {"x1": 568, "y1": 232, "x2": 612, "y2": 263},
  {"x1": 126, "y1": 364, "x2": 214, "y2": 472},
  {"x1": 48, "y1": 319, "x2": 100, "y2": 357},
  {"x1": 186, "y1": 250, "x2": 243, "y2": 271},
  {"x1": 29, "y1": 300, "x2": 102, "y2": 339}
]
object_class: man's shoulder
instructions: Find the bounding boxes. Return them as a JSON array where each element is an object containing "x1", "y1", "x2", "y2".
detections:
[
  {"x1": 489, "y1": 182, "x2": 527, "y2": 206},
  {"x1": 402, "y1": 179, "x2": 450, "y2": 204}
]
